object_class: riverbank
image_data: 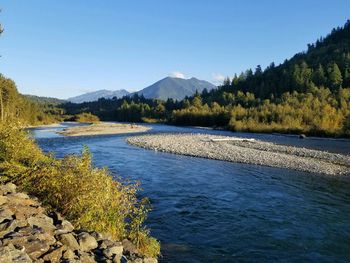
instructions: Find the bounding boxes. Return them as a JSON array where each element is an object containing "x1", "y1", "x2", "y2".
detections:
[
  {"x1": 58, "y1": 122, "x2": 151, "y2": 136},
  {"x1": 127, "y1": 133, "x2": 350, "y2": 176},
  {"x1": 0, "y1": 183, "x2": 157, "y2": 263}
]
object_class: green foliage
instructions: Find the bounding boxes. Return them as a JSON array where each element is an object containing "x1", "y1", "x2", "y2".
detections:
[
  {"x1": 74, "y1": 112, "x2": 100, "y2": 123},
  {"x1": 0, "y1": 74, "x2": 63, "y2": 125},
  {"x1": 0, "y1": 123, "x2": 160, "y2": 257}
]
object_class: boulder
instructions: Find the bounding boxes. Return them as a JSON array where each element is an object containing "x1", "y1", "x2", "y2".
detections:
[
  {"x1": 90, "y1": 231, "x2": 104, "y2": 241},
  {"x1": 0, "y1": 219, "x2": 28, "y2": 238},
  {"x1": 4, "y1": 236, "x2": 51, "y2": 260},
  {"x1": 122, "y1": 239, "x2": 139, "y2": 256},
  {"x1": 0, "y1": 243, "x2": 32, "y2": 263},
  {"x1": 0, "y1": 183, "x2": 17, "y2": 195},
  {"x1": 77, "y1": 232, "x2": 98, "y2": 252},
  {"x1": 62, "y1": 247, "x2": 76, "y2": 260},
  {"x1": 42, "y1": 245, "x2": 66, "y2": 262},
  {"x1": 27, "y1": 214, "x2": 56, "y2": 234},
  {"x1": 0, "y1": 206, "x2": 14, "y2": 224},
  {"x1": 57, "y1": 233, "x2": 80, "y2": 251},
  {"x1": 98, "y1": 239, "x2": 116, "y2": 250},
  {"x1": 55, "y1": 219, "x2": 74, "y2": 235},
  {"x1": 0, "y1": 195, "x2": 9, "y2": 205},
  {"x1": 103, "y1": 242, "x2": 123, "y2": 258},
  {"x1": 78, "y1": 252, "x2": 97, "y2": 263}
]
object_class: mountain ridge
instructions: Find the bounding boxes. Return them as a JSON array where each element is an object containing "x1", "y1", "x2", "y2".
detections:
[
  {"x1": 67, "y1": 89, "x2": 130, "y2": 103},
  {"x1": 67, "y1": 77, "x2": 217, "y2": 103}
]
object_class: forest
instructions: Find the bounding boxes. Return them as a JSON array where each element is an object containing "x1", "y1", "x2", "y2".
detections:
[
  {"x1": 0, "y1": 74, "x2": 63, "y2": 125},
  {"x1": 62, "y1": 21, "x2": 350, "y2": 137}
]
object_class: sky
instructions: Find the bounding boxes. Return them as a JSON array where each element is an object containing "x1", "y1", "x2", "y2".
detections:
[{"x1": 0, "y1": 1, "x2": 350, "y2": 99}]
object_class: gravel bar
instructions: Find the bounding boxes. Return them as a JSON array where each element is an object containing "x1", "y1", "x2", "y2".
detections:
[{"x1": 127, "y1": 133, "x2": 350, "y2": 176}]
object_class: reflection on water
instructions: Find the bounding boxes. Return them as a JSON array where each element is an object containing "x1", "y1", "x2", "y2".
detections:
[{"x1": 31, "y1": 123, "x2": 350, "y2": 262}]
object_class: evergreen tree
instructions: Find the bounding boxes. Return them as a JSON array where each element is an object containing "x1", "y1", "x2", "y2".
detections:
[{"x1": 327, "y1": 62, "x2": 343, "y2": 90}]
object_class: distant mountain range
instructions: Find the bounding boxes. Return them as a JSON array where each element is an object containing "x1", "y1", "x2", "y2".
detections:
[
  {"x1": 67, "y1": 89, "x2": 130, "y2": 103},
  {"x1": 67, "y1": 77, "x2": 216, "y2": 103}
]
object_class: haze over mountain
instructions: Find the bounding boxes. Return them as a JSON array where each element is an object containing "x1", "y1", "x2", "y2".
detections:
[
  {"x1": 67, "y1": 89, "x2": 130, "y2": 103},
  {"x1": 68, "y1": 77, "x2": 217, "y2": 103},
  {"x1": 134, "y1": 77, "x2": 217, "y2": 100}
]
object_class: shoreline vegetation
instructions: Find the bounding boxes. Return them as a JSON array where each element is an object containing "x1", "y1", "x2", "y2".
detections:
[
  {"x1": 127, "y1": 133, "x2": 350, "y2": 176},
  {"x1": 0, "y1": 123, "x2": 160, "y2": 258},
  {"x1": 58, "y1": 122, "x2": 151, "y2": 137}
]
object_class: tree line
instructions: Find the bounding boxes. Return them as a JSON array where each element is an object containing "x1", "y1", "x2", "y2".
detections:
[{"x1": 62, "y1": 21, "x2": 350, "y2": 137}]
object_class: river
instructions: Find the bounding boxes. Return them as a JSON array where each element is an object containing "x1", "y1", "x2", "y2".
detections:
[{"x1": 30, "y1": 123, "x2": 350, "y2": 262}]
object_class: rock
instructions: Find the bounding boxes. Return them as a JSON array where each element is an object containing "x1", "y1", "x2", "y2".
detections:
[
  {"x1": 42, "y1": 245, "x2": 66, "y2": 262},
  {"x1": 0, "y1": 183, "x2": 17, "y2": 195},
  {"x1": 5, "y1": 195, "x2": 44, "y2": 220},
  {"x1": 27, "y1": 214, "x2": 56, "y2": 234},
  {"x1": 78, "y1": 252, "x2": 97, "y2": 263},
  {"x1": 62, "y1": 247, "x2": 76, "y2": 260},
  {"x1": 11, "y1": 192, "x2": 30, "y2": 199},
  {"x1": 143, "y1": 258, "x2": 158, "y2": 263},
  {"x1": 98, "y1": 239, "x2": 116, "y2": 250},
  {"x1": 77, "y1": 232, "x2": 98, "y2": 252},
  {"x1": 122, "y1": 239, "x2": 139, "y2": 256},
  {"x1": 103, "y1": 242, "x2": 123, "y2": 258},
  {"x1": 0, "y1": 185, "x2": 156, "y2": 263},
  {"x1": 0, "y1": 219, "x2": 28, "y2": 238},
  {"x1": 90, "y1": 231, "x2": 104, "y2": 241},
  {"x1": 55, "y1": 220, "x2": 74, "y2": 235},
  {"x1": 8, "y1": 237, "x2": 51, "y2": 260},
  {"x1": 0, "y1": 207, "x2": 14, "y2": 224},
  {"x1": 48, "y1": 211, "x2": 64, "y2": 225},
  {"x1": 0, "y1": 195, "x2": 9, "y2": 205},
  {"x1": 0, "y1": 243, "x2": 32, "y2": 263},
  {"x1": 57, "y1": 233, "x2": 80, "y2": 251}
]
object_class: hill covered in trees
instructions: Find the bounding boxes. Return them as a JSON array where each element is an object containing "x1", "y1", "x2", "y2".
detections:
[
  {"x1": 0, "y1": 74, "x2": 63, "y2": 125},
  {"x1": 63, "y1": 20, "x2": 350, "y2": 137}
]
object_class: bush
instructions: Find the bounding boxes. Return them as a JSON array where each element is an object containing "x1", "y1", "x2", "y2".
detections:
[
  {"x1": 0, "y1": 122, "x2": 160, "y2": 257},
  {"x1": 74, "y1": 112, "x2": 100, "y2": 123}
]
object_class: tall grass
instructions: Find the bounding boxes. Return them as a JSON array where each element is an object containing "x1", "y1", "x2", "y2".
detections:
[{"x1": 0, "y1": 122, "x2": 160, "y2": 257}]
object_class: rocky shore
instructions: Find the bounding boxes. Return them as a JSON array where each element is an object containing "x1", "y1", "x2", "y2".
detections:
[
  {"x1": 58, "y1": 123, "x2": 151, "y2": 137},
  {"x1": 0, "y1": 183, "x2": 157, "y2": 263},
  {"x1": 127, "y1": 133, "x2": 350, "y2": 176}
]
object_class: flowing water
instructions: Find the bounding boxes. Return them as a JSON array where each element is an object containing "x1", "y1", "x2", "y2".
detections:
[{"x1": 30, "y1": 123, "x2": 350, "y2": 262}]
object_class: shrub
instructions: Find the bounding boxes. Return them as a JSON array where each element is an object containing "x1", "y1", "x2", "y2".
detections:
[
  {"x1": 74, "y1": 112, "x2": 100, "y2": 123},
  {"x1": 0, "y1": 122, "x2": 160, "y2": 257}
]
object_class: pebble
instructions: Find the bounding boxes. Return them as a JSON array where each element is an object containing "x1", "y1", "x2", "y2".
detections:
[{"x1": 127, "y1": 133, "x2": 350, "y2": 176}]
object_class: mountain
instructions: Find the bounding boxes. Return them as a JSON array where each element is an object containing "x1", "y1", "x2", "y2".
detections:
[
  {"x1": 135, "y1": 77, "x2": 217, "y2": 100},
  {"x1": 67, "y1": 89, "x2": 130, "y2": 103},
  {"x1": 25, "y1": 95, "x2": 66, "y2": 105}
]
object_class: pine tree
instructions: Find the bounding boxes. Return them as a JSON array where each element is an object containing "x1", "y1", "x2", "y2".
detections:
[
  {"x1": 327, "y1": 62, "x2": 343, "y2": 90},
  {"x1": 313, "y1": 64, "x2": 327, "y2": 86}
]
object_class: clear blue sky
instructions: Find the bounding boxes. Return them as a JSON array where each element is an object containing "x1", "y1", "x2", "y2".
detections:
[{"x1": 1, "y1": 1, "x2": 349, "y2": 99}]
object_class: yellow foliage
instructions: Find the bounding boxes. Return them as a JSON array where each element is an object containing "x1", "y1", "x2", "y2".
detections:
[{"x1": 0, "y1": 123, "x2": 160, "y2": 257}]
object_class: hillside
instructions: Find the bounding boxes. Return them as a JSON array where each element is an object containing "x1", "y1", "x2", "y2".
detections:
[
  {"x1": 135, "y1": 77, "x2": 217, "y2": 100},
  {"x1": 212, "y1": 20, "x2": 350, "y2": 99},
  {"x1": 67, "y1": 89, "x2": 130, "y2": 103}
]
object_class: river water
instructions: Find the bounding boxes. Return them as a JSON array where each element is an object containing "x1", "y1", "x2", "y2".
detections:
[{"x1": 30, "y1": 123, "x2": 350, "y2": 262}]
